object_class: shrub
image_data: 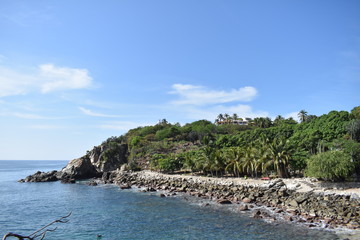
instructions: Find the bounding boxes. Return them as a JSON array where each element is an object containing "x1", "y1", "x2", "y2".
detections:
[
  {"x1": 151, "y1": 154, "x2": 183, "y2": 173},
  {"x1": 305, "y1": 150, "x2": 354, "y2": 181},
  {"x1": 129, "y1": 136, "x2": 143, "y2": 149},
  {"x1": 155, "y1": 126, "x2": 181, "y2": 140}
]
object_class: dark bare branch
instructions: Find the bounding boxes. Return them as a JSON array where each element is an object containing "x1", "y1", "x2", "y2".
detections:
[
  {"x1": 2, "y1": 232, "x2": 32, "y2": 240},
  {"x1": 2, "y1": 213, "x2": 71, "y2": 240}
]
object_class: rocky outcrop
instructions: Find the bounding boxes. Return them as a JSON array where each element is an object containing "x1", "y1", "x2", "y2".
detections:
[
  {"x1": 19, "y1": 157, "x2": 102, "y2": 183},
  {"x1": 88, "y1": 144, "x2": 128, "y2": 172},
  {"x1": 20, "y1": 170, "x2": 59, "y2": 182},
  {"x1": 19, "y1": 143, "x2": 128, "y2": 183},
  {"x1": 60, "y1": 157, "x2": 99, "y2": 179},
  {"x1": 101, "y1": 171, "x2": 360, "y2": 230}
]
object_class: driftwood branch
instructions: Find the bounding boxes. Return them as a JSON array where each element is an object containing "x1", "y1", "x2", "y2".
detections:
[{"x1": 2, "y1": 212, "x2": 71, "y2": 240}]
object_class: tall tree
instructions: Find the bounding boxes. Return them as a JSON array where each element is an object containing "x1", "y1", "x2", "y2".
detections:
[
  {"x1": 224, "y1": 147, "x2": 243, "y2": 177},
  {"x1": 347, "y1": 119, "x2": 360, "y2": 142},
  {"x1": 298, "y1": 110, "x2": 308, "y2": 123},
  {"x1": 224, "y1": 113, "x2": 231, "y2": 121},
  {"x1": 273, "y1": 115, "x2": 285, "y2": 126},
  {"x1": 240, "y1": 146, "x2": 256, "y2": 177},
  {"x1": 264, "y1": 138, "x2": 293, "y2": 178},
  {"x1": 232, "y1": 113, "x2": 239, "y2": 120},
  {"x1": 351, "y1": 106, "x2": 360, "y2": 119},
  {"x1": 217, "y1": 113, "x2": 225, "y2": 122},
  {"x1": 253, "y1": 117, "x2": 272, "y2": 128}
]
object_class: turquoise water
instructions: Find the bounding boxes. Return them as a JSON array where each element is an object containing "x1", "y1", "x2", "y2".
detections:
[{"x1": 0, "y1": 161, "x2": 341, "y2": 239}]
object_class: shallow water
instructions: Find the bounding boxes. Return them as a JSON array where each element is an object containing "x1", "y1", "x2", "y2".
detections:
[{"x1": 0, "y1": 160, "x2": 354, "y2": 239}]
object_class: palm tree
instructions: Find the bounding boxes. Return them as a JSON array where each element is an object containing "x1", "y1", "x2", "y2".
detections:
[
  {"x1": 232, "y1": 113, "x2": 239, "y2": 120},
  {"x1": 253, "y1": 117, "x2": 263, "y2": 128},
  {"x1": 217, "y1": 113, "x2": 225, "y2": 122},
  {"x1": 240, "y1": 146, "x2": 256, "y2": 177},
  {"x1": 200, "y1": 146, "x2": 225, "y2": 177},
  {"x1": 252, "y1": 145, "x2": 270, "y2": 176},
  {"x1": 298, "y1": 110, "x2": 308, "y2": 123},
  {"x1": 253, "y1": 117, "x2": 272, "y2": 128},
  {"x1": 273, "y1": 115, "x2": 285, "y2": 126},
  {"x1": 212, "y1": 149, "x2": 226, "y2": 177},
  {"x1": 224, "y1": 147, "x2": 243, "y2": 177},
  {"x1": 264, "y1": 117, "x2": 273, "y2": 128},
  {"x1": 264, "y1": 138, "x2": 293, "y2": 178},
  {"x1": 199, "y1": 146, "x2": 214, "y2": 175},
  {"x1": 224, "y1": 113, "x2": 231, "y2": 122},
  {"x1": 285, "y1": 117, "x2": 298, "y2": 125}
]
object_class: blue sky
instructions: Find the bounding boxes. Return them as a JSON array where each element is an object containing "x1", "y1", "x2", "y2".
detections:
[{"x1": 1, "y1": 0, "x2": 359, "y2": 160}]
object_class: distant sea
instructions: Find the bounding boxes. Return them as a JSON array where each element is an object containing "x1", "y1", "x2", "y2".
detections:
[{"x1": 0, "y1": 160, "x2": 346, "y2": 239}]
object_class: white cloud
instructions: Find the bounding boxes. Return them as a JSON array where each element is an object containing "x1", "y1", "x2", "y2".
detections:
[
  {"x1": 0, "y1": 66, "x2": 36, "y2": 97},
  {"x1": 79, "y1": 107, "x2": 122, "y2": 118},
  {"x1": 170, "y1": 83, "x2": 257, "y2": 105},
  {"x1": 39, "y1": 64, "x2": 92, "y2": 93},
  {"x1": 0, "y1": 63, "x2": 93, "y2": 97}
]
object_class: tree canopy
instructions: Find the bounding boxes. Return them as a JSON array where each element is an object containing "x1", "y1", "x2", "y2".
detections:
[{"x1": 96, "y1": 107, "x2": 359, "y2": 181}]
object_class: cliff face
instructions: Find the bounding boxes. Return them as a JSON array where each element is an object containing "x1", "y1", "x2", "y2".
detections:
[{"x1": 88, "y1": 144, "x2": 128, "y2": 172}]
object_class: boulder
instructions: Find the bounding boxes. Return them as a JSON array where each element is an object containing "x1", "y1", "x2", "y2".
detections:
[
  {"x1": 242, "y1": 197, "x2": 252, "y2": 203},
  {"x1": 60, "y1": 157, "x2": 99, "y2": 179}
]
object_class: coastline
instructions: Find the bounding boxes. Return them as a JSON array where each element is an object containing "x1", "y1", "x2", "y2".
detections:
[
  {"x1": 98, "y1": 170, "x2": 360, "y2": 236},
  {"x1": 20, "y1": 160, "x2": 360, "y2": 238}
]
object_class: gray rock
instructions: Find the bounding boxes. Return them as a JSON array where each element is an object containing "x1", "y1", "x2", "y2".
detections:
[
  {"x1": 61, "y1": 157, "x2": 99, "y2": 179},
  {"x1": 20, "y1": 170, "x2": 58, "y2": 182},
  {"x1": 217, "y1": 199, "x2": 232, "y2": 204},
  {"x1": 239, "y1": 205, "x2": 249, "y2": 211},
  {"x1": 88, "y1": 144, "x2": 128, "y2": 172}
]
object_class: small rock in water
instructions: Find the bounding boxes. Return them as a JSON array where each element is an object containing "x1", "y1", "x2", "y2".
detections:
[
  {"x1": 61, "y1": 178, "x2": 76, "y2": 184},
  {"x1": 238, "y1": 205, "x2": 249, "y2": 211},
  {"x1": 88, "y1": 181, "x2": 98, "y2": 186},
  {"x1": 251, "y1": 210, "x2": 262, "y2": 219},
  {"x1": 146, "y1": 187, "x2": 157, "y2": 192},
  {"x1": 120, "y1": 184, "x2": 131, "y2": 189},
  {"x1": 217, "y1": 199, "x2": 232, "y2": 204}
]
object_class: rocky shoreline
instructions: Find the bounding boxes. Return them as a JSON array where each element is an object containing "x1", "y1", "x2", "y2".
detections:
[
  {"x1": 19, "y1": 157, "x2": 360, "y2": 233},
  {"x1": 98, "y1": 170, "x2": 360, "y2": 231}
]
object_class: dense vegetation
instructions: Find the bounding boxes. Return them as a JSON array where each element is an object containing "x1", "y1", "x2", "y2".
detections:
[{"x1": 99, "y1": 106, "x2": 360, "y2": 181}]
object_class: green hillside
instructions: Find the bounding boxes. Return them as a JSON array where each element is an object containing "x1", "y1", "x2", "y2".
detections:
[{"x1": 91, "y1": 106, "x2": 360, "y2": 181}]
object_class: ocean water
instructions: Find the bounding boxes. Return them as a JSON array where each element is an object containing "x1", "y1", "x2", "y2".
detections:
[{"x1": 0, "y1": 160, "x2": 349, "y2": 240}]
